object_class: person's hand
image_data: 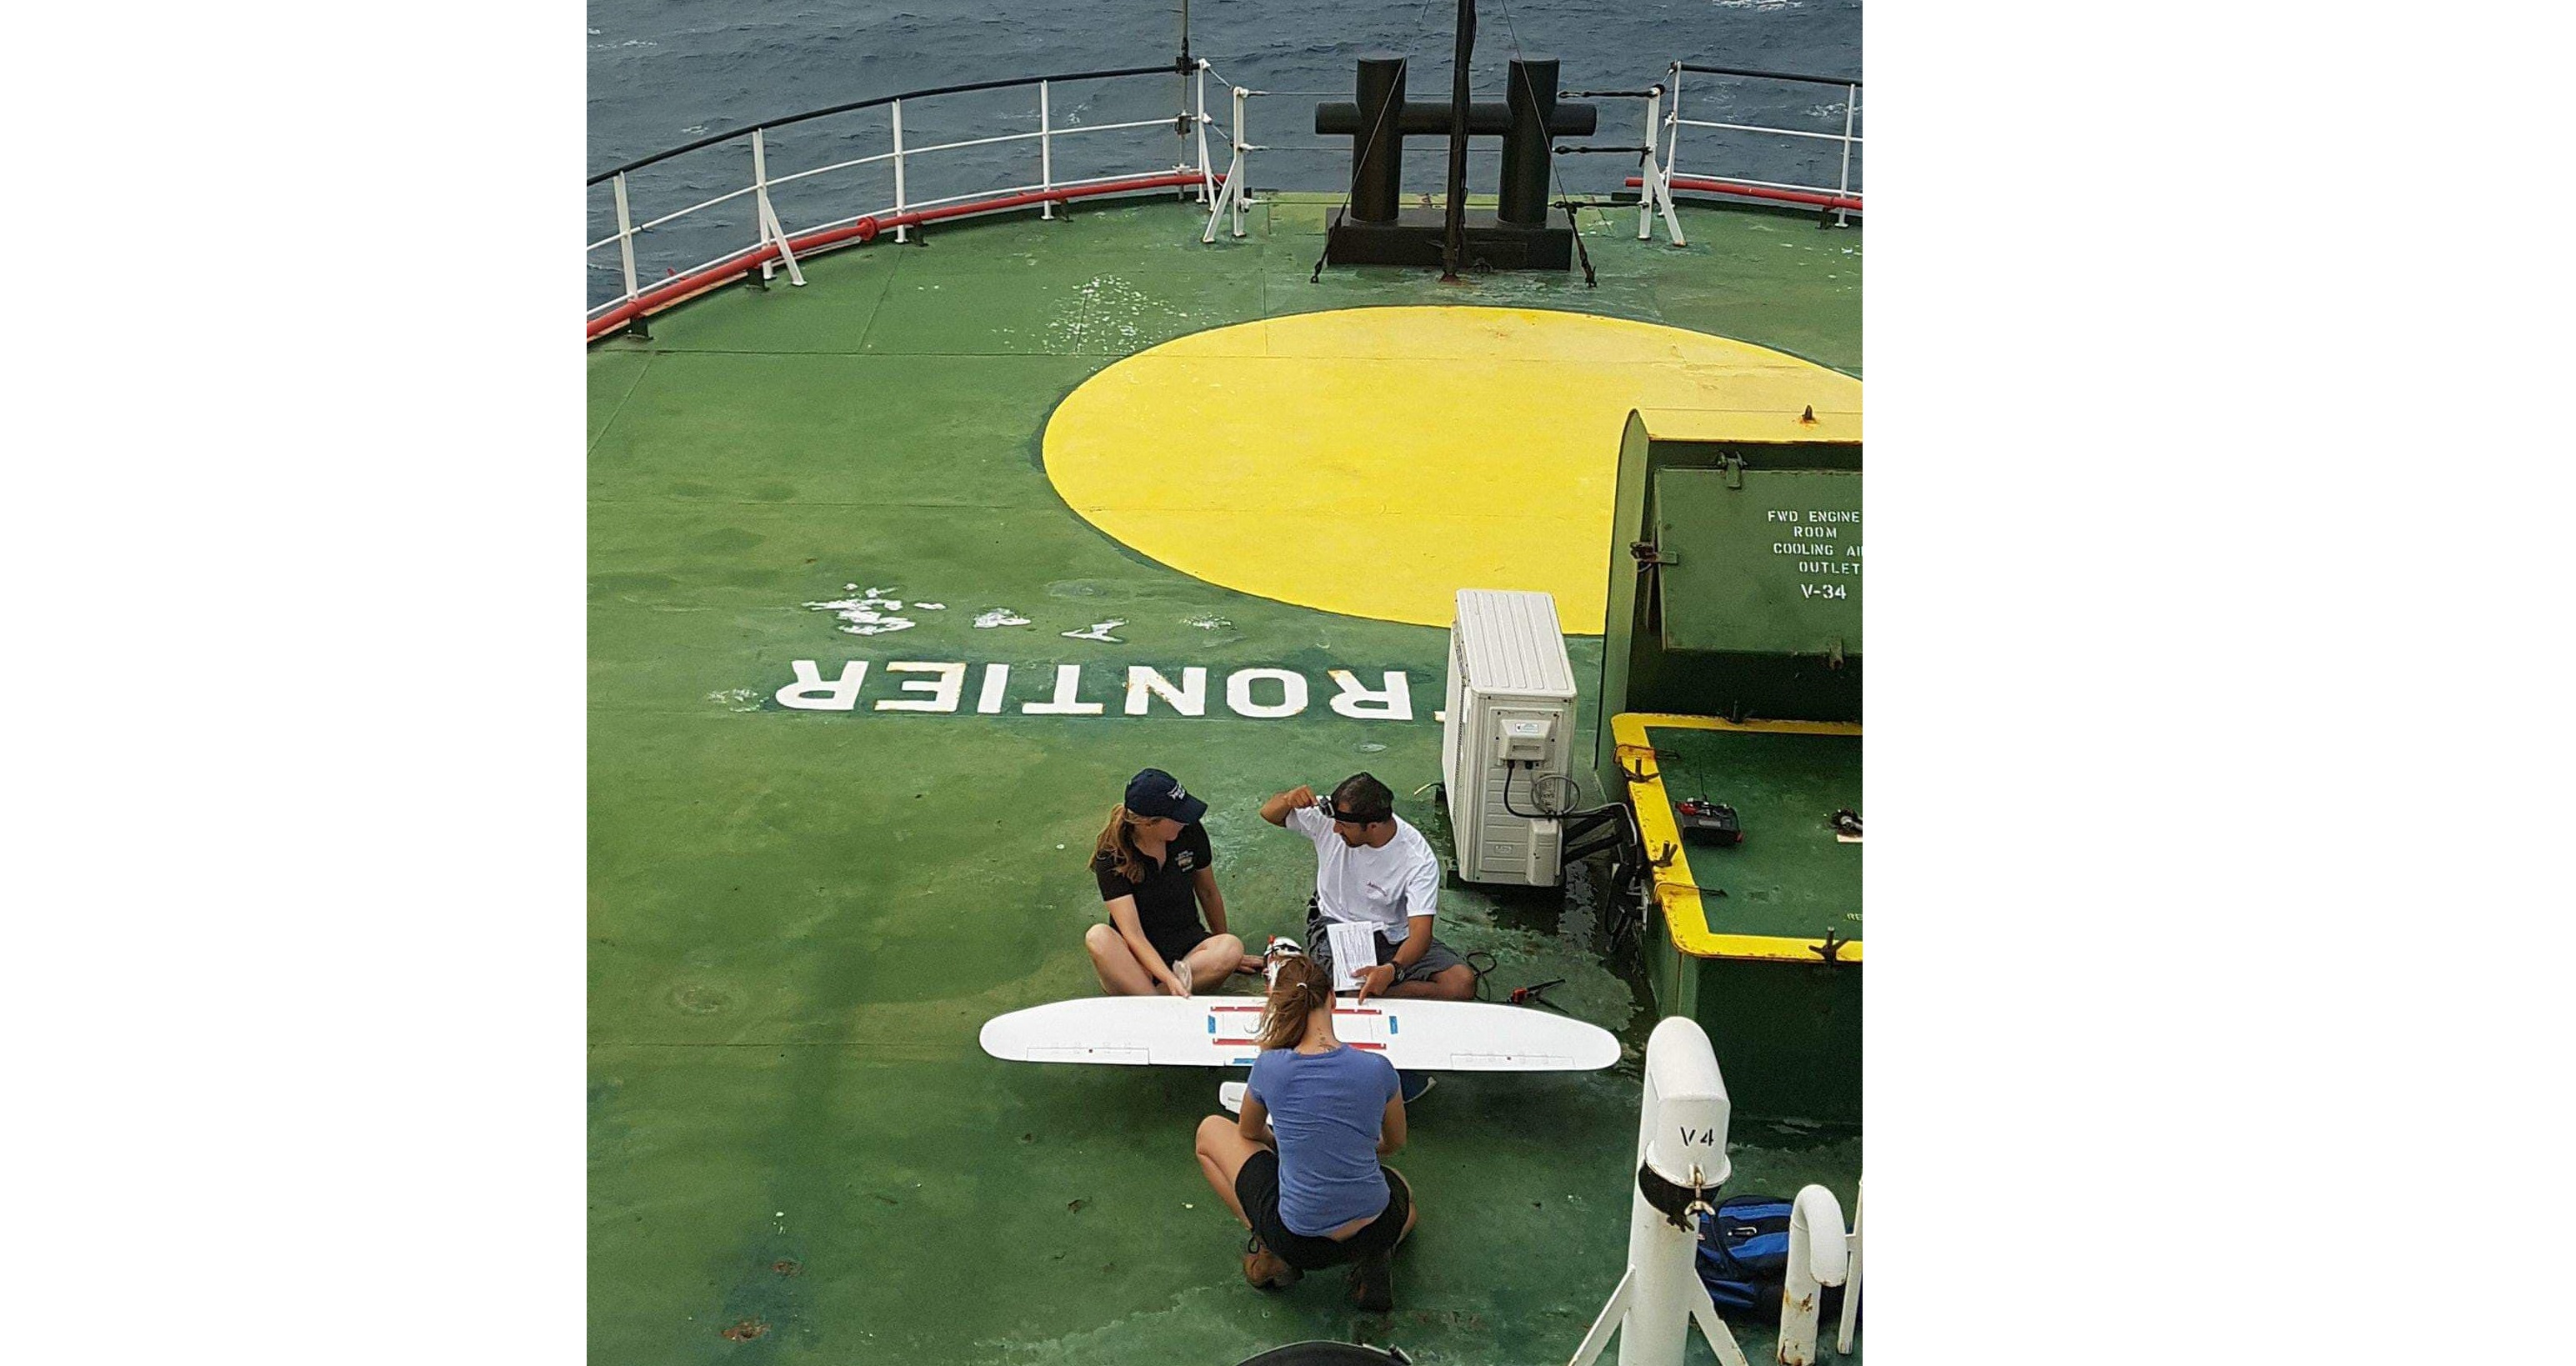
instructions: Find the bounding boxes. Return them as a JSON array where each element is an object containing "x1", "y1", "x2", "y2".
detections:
[
  {"x1": 1287, "y1": 784, "x2": 1317, "y2": 809},
  {"x1": 1355, "y1": 963, "x2": 1397, "y2": 1003},
  {"x1": 1164, "y1": 970, "x2": 1193, "y2": 998}
]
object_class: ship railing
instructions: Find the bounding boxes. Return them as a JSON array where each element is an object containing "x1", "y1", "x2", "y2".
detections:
[
  {"x1": 1626, "y1": 63, "x2": 1862, "y2": 242},
  {"x1": 587, "y1": 61, "x2": 1218, "y2": 340}
]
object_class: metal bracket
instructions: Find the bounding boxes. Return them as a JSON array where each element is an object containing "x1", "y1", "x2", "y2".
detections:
[
  {"x1": 1720, "y1": 453, "x2": 1746, "y2": 489},
  {"x1": 1629, "y1": 539, "x2": 1672, "y2": 633},
  {"x1": 1635, "y1": 1158, "x2": 1716, "y2": 1230},
  {"x1": 1810, "y1": 928, "x2": 1852, "y2": 966}
]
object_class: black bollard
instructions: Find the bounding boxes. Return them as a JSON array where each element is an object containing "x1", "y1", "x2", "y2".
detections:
[
  {"x1": 1350, "y1": 55, "x2": 1407, "y2": 224},
  {"x1": 1498, "y1": 57, "x2": 1560, "y2": 228}
]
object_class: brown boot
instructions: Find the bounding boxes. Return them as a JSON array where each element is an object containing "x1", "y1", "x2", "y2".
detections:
[
  {"x1": 1348, "y1": 1247, "x2": 1393, "y2": 1312},
  {"x1": 1243, "y1": 1234, "x2": 1301, "y2": 1289}
]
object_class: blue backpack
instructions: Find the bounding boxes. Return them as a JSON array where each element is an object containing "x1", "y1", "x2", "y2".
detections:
[{"x1": 1694, "y1": 1195, "x2": 1793, "y2": 1314}]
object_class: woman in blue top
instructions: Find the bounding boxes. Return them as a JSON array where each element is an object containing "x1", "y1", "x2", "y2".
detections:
[{"x1": 1193, "y1": 949, "x2": 1419, "y2": 1310}]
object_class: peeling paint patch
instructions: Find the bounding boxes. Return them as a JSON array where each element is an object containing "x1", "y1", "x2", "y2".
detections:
[
  {"x1": 973, "y1": 608, "x2": 1032, "y2": 628},
  {"x1": 704, "y1": 688, "x2": 762, "y2": 712},
  {"x1": 720, "y1": 1318, "x2": 768, "y2": 1341},
  {"x1": 1046, "y1": 274, "x2": 1181, "y2": 351},
  {"x1": 1062, "y1": 619, "x2": 1127, "y2": 643},
  {"x1": 1183, "y1": 614, "x2": 1231, "y2": 630},
  {"x1": 805, "y1": 587, "x2": 916, "y2": 636}
]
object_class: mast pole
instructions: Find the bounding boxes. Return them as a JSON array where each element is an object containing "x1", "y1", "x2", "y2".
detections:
[
  {"x1": 1441, "y1": 0, "x2": 1474, "y2": 279},
  {"x1": 1178, "y1": 0, "x2": 1193, "y2": 139}
]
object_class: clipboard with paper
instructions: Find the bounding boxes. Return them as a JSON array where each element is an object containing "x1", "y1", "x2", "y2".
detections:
[{"x1": 1324, "y1": 920, "x2": 1380, "y2": 993}]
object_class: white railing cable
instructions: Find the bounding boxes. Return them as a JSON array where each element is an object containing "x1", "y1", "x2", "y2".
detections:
[
  {"x1": 764, "y1": 148, "x2": 900, "y2": 189},
  {"x1": 586, "y1": 66, "x2": 1230, "y2": 323},
  {"x1": 1671, "y1": 118, "x2": 1861, "y2": 145},
  {"x1": 1043, "y1": 116, "x2": 1178, "y2": 138},
  {"x1": 1655, "y1": 62, "x2": 1862, "y2": 217},
  {"x1": 630, "y1": 183, "x2": 762, "y2": 238}
]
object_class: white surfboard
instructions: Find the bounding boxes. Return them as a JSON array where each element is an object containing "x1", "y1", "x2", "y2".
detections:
[{"x1": 978, "y1": 995, "x2": 1622, "y2": 1073}]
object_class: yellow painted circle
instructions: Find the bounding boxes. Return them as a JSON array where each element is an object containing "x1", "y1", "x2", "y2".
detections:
[{"x1": 1041, "y1": 306, "x2": 1861, "y2": 633}]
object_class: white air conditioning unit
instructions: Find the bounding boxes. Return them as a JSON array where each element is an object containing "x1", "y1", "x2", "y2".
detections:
[{"x1": 1443, "y1": 589, "x2": 1578, "y2": 887}]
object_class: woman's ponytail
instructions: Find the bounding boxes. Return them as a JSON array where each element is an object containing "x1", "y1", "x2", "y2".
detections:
[{"x1": 1255, "y1": 953, "x2": 1333, "y2": 1052}]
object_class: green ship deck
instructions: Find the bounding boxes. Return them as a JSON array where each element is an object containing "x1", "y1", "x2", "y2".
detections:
[{"x1": 589, "y1": 194, "x2": 1861, "y2": 1363}]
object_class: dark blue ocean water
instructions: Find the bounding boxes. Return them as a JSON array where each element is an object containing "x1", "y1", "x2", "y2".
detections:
[{"x1": 587, "y1": 1, "x2": 1859, "y2": 304}]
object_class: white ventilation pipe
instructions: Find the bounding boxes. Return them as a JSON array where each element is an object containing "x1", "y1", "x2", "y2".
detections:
[
  {"x1": 1568, "y1": 1016, "x2": 1749, "y2": 1366},
  {"x1": 1776, "y1": 1184, "x2": 1849, "y2": 1365}
]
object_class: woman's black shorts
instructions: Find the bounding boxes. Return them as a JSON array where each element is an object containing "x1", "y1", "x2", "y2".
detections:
[
  {"x1": 1233, "y1": 1149, "x2": 1411, "y2": 1272},
  {"x1": 1145, "y1": 925, "x2": 1212, "y2": 964}
]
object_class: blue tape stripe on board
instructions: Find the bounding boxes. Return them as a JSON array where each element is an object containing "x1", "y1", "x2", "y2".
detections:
[
  {"x1": 1206, "y1": 1017, "x2": 1217, "y2": 1033},
  {"x1": 1388, "y1": 1016, "x2": 1399, "y2": 1033},
  {"x1": 1231, "y1": 1055, "x2": 1256, "y2": 1065}
]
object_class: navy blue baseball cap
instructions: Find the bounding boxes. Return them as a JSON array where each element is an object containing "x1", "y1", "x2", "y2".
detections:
[{"x1": 1123, "y1": 768, "x2": 1208, "y2": 823}]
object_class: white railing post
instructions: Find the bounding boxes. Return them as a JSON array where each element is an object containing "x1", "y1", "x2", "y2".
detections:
[
  {"x1": 1836, "y1": 1179, "x2": 1863, "y2": 1353},
  {"x1": 1835, "y1": 83, "x2": 1858, "y2": 228},
  {"x1": 1635, "y1": 86, "x2": 1684, "y2": 246},
  {"x1": 750, "y1": 128, "x2": 805, "y2": 286},
  {"x1": 1663, "y1": 64, "x2": 1685, "y2": 183},
  {"x1": 1202, "y1": 84, "x2": 1258, "y2": 243},
  {"x1": 611, "y1": 172, "x2": 640, "y2": 303},
  {"x1": 1194, "y1": 60, "x2": 1216, "y2": 203},
  {"x1": 1231, "y1": 85, "x2": 1258, "y2": 235},
  {"x1": 1777, "y1": 1186, "x2": 1849, "y2": 1366},
  {"x1": 1038, "y1": 81, "x2": 1055, "y2": 220},
  {"x1": 1568, "y1": 1018, "x2": 1749, "y2": 1366},
  {"x1": 1638, "y1": 88, "x2": 1659, "y2": 241},
  {"x1": 890, "y1": 98, "x2": 909, "y2": 243}
]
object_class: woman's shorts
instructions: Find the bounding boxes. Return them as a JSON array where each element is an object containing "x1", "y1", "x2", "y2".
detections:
[
  {"x1": 1233, "y1": 1148, "x2": 1412, "y2": 1272},
  {"x1": 1144, "y1": 925, "x2": 1213, "y2": 964},
  {"x1": 1303, "y1": 903, "x2": 1465, "y2": 986}
]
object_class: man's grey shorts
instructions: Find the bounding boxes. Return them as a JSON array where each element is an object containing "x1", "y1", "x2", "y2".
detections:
[{"x1": 1305, "y1": 902, "x2": 1466, "y2": 984}]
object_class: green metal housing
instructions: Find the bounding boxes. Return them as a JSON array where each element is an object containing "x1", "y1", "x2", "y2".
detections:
[{"x1": 1595, "y1": 413, "x2": 1863, "y2": 1124}]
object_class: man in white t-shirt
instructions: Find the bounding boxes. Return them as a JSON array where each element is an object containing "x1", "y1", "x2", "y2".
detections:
[{"x1": 1259, "y1": 773, "x2": 1476, "y2": 1003}]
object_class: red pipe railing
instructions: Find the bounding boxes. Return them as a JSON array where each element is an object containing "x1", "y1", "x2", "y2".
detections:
[
  {"x1": 1624, "y1": 174, "x2": 1860, "y2": 214},
  {"x1": 588, "y1": 170, "x2": 1216, "y2": 342}
]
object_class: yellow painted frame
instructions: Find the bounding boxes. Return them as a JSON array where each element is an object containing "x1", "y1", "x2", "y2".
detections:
[{"x1": 1612, "y1": 712, "x2": 1863, "y2": 963}]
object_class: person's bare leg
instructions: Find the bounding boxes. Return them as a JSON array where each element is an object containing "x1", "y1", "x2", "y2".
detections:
[
  {"x1": 1385, "y1": 963, "x2": 1478, "y2": 1000},
  {"x1": 1389, "y1": 1168, "x2": 1420, "y2": 1243},
  {"x1": 1194, "y1": 1115, "x2": 1262, "y2": 1227},
  {"x1": 1086, "y1": 923, "x2": 1156, "y2": 995},
  {"x1": 1182, "y1": 934, "x2": 1245, "y2": 993}
]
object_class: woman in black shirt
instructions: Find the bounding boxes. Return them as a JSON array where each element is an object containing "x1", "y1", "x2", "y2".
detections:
[{"x1": 1084, "y1": 768, "x2": 1250, "y2": 995}]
